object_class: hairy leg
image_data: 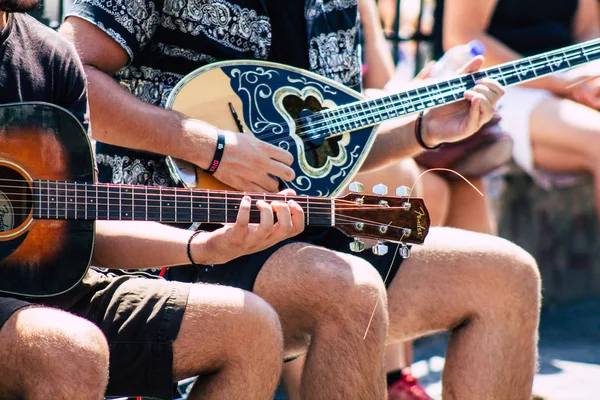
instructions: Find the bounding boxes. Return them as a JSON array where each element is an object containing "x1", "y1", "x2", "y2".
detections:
[
  {"x1": 0, "y1": 307, "x2": 109, "y2": 400},
  {"x1": 529, "y1": 96, "x2": 600, "y2": 220},
  {"x1": 354, "y1": 160, "x2": 426, "y2": 376},
  {"x1": 419, "y1": 171, "x2": 451, "y2": 226},
  {"x1": 254, "y1": 243, "x2": 389, "y2": 400},
  {"x1": 445, "y1": 177, "x2": 497, "y2": 234},
  {"x1": 172, "y1": 284, "x2": 284, "y2": 400},
  {"x1": 387, "y1": 227, "x2": 541, "y2": 400}
]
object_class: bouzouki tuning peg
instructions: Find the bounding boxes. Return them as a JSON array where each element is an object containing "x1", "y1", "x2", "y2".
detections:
[
  {"x1": 372, "y1": 184, "x2": 388, "y2": 196},
  {"x1": 348, "y1": 181, "x2": 364, "y2": 193}
]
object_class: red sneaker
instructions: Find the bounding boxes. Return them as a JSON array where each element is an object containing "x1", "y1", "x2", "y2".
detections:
[{"x1": 388, "y1": 368, "x2": 433, "y2": 400}]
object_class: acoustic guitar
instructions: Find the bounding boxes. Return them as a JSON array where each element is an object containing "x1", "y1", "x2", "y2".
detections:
[
  {"x1": 0, "y1": 102, "x2": 430, "y2": 297},
  {"x1": 165, "y1": 38, "x2": 600, "y2": 197}
]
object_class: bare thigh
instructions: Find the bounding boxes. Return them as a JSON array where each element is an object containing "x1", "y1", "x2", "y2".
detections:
[
  {"x1": 253, "y1": 242, "x2": 387, "y2": 355},
  {"x1": 530, "y1": 96, "x2": 600, "y2": 172},
  {"x1": 386, "y1": 227, "x2": 540, "y2": 341},
  {"x1": 172, "y1": 284, "x2": 282, "y2": 379},
  {"x1": 0, "y1": 307, "x2": 109, "y2": 399}
]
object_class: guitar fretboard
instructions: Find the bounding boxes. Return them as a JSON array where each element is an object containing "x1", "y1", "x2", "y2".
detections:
[
  {"x1": 32, "y1": 180, "x2": 334, "y2": 226},
  {"x1": 299, "y1": 38, "x2": 600, "y2": 139}
]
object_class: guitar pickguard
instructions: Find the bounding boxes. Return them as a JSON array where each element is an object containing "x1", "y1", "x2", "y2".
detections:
[{"x1": 220, "y1": 64, "x2": 376, "y2": 197}]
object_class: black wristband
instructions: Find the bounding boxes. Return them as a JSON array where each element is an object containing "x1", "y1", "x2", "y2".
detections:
[
  {"x1": 187, "y1": 230, "x2": 203, "y2": 266},
  {"x1": 415, "y1": 111, "x2": 443, "y2": 150},
  {"x1": 205, "y1": 129, "x2": 226, "y2": 174}
]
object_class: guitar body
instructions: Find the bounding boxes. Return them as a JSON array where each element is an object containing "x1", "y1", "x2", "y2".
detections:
[
  {"x1": 0, "y1": 103, "x2": 95, "y2": 297},
  {"x1": 165, "y1": 60, "x2": 378, "y2": 197}
]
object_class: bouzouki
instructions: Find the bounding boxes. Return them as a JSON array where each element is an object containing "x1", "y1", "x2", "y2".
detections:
[
  {"x1": 165, "y1": 38, "x2": 600, "y2": 197},
  {"x1": 0, "y1": 102, "x2": 430, "y2": 297}
]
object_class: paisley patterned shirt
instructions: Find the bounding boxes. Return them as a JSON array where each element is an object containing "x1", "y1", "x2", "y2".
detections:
[{"x1": 67, "y1": 0, "x2": 362, "y2": 187}]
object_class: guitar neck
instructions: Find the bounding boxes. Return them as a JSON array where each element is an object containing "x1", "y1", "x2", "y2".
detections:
[
  {"x1": 32, "y1": 180, "x2": 334, "y2": 226},
  {"x1": 311, "y1": 38, "x2": 600, "y2": 137}
]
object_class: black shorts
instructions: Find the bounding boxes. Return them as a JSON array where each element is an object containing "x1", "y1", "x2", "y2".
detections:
[
  {"x1": 167, "y1": 227, "x2": 405, "y2": 292},
  {"x1": 0, "y1": 269, "x2": 190, "y2": 399}
]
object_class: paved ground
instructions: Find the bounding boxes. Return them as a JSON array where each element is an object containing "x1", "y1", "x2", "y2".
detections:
[{"x1": 412, "y1": 296, "x2": 600, "y2": 400}]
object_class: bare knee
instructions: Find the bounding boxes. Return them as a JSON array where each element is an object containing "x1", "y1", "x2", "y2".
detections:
[
  {"x1": 472, "y1": 239, "x2": 541, "y2": 324},
  {"x1": 236, "y1": 292, "x2": 284, "y2": 362},
  {"x1": 184, "y1": 286, "x2": 284, "y2": 371},
  {"x1": 1, "y1": 308, "x2": 109, "y2": 399},
  {"x1": 295, "y1": 247, "x2": 389, "y2": 338}
]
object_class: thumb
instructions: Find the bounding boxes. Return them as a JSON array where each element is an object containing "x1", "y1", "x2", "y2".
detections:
[{"x1": 457, "y1": 55, "x2": 485, "y2": 75}]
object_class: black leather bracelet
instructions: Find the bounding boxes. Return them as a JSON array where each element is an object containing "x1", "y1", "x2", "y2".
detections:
[
  {"x1": 414, "y1": 111, "x2": 443, "y2": 150},
  {"x1": 205, "y1": 129, "x2": 226, "y2": 174},
  {"x1": 187, "y1": 230, "x2": 203, "y2": 266}
]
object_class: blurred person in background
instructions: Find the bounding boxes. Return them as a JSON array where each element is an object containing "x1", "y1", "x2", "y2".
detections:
[{"x1": 438, "y1": 0, "x2": 600, "y2": 219}]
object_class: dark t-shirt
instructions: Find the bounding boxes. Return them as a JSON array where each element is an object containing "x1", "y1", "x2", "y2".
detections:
[
  {"x1": 433, "y1": 0, "x2": 578, "y2": 59},
  {"x1": 0, "y1": 13, "x2": 88, "y2": 128},
  {"x1": 265, "y1": 0, "x2": 309, "y2": 68}
]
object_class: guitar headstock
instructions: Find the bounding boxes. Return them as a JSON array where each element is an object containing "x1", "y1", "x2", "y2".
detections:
[{"x1": 334, "y1": 183, "x2": 430, "y2": 247}]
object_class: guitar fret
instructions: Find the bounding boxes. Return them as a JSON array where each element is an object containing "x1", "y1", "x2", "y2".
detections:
[
  {"x1": 84, "y1": 183, "x2": 87, "y2": 219},
  {"x1": 75, "y1": 183, "x2": 85, "y2": 220},
  {"x1": 207, "y1": 190, "x2": 210, "y2": 223},
  {"x1": 174, "y1": 187, "x2": 178, "y2": 222}
]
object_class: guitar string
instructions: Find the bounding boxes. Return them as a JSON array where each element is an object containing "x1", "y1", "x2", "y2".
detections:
[
  {"x1": 0, "y1": 204, "x2": 418, "y2": 235},
  {"x1": 0, "y1": 179, "x2": 412, "y2": 207}
]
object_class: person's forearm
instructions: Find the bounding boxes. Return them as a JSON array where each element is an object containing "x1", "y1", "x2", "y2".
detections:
[
  {"x1": 85, "y1": 65, "x2": 218, "y2": 169},
  {"x1": 359, "y1": 0, "x2": 395, "y2": 89},
  {"x1": 445, "y1": 32, "x2": 569, "y2": 96},
  {"x1": 359, "y1": 116, "x2": 424, "y2": 172},
  {"x1": 92, "y1": 221, "x2": 227, "y2": 269}
]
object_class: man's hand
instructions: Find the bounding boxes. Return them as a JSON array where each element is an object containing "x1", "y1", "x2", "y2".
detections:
[
  {"x1": 190, "y1": 189, "x2": 304, "y2": 265},
  {"x1": 188, "y1": 124, "x2": 296, "y2": 192},
  {"x1": 419, "y1": 56, "x2": 504, "y2": 147}
]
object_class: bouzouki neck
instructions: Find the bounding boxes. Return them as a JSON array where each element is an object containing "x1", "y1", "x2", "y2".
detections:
[{"x1": 311, "y1": 38, "x2": 600, "y2": 138}]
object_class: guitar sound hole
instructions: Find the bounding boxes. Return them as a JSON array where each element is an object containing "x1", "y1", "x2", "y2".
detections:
[
  {"x1": 282, "y1": 94, "x2": 343, "y2": 170},
  {"x1": 0, "y1": 165, "x2": 32, "y2": 233}
]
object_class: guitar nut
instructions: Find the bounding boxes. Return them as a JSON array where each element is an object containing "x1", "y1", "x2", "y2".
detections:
[
  {"x1": 354, "y1": 222, "x2": 365, "y2": 231},
  {"x1": 402, "y1": 202, "x2": 411, "y2": 211}
]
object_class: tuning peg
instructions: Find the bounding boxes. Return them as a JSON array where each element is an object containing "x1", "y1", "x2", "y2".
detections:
[
  {"x1": 349, "y1": 181, "x2": 364, "y2": 193},
  {"x1": 396, "y1": 186, "x2": 411, "y2": 197},
  {"x1": 349, "y1": 238, "x2": 366, "y2": 253},
  {"x1": 399, "y1": 244, "x2": 411, "y2": 259},
  {"x1": 372, "y1": 242, "x2": 389, "y2": 256},
  {"x1": 372, "y1": 184, "x2": 388, "y2": 196}
]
